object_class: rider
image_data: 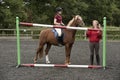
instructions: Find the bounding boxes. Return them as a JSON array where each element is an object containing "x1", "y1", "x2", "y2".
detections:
[{"x1": 54, "y1": 7, "x2": 65, "y2": 43}]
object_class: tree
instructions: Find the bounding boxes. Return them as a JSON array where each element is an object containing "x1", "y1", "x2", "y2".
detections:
[
  {"x1": 112, "y1": 0, "x2": 120, "y2": 26},
  {"x1": 0, "y1": 0, "x2": 120, "y2": 28},
  {"x1": 27, "y1": 0, "x2": 89, "y2": 25},
  {"x1": 0, "y1": 0, "x2": 27, "y2": 29}
]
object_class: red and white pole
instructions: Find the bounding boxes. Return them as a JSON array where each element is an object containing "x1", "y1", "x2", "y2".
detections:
[
  {"x1": 20, "y1": 22, "x2": 102, "y2": 31},
  {"x1": 20, "y1": 22, "x2": 88, "y2": 30},
  {"x1": 21, "y1": 64, "x2": 102, "y2": 69}
]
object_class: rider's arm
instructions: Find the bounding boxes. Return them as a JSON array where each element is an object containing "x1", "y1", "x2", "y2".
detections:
[{"x1": 54, "y1": 18, "x2": 61, "y2": 25}]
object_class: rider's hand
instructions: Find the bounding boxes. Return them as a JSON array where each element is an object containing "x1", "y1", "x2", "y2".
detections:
[{"x1": 61, "y1": 23, "x2": 65, "y2": 26}]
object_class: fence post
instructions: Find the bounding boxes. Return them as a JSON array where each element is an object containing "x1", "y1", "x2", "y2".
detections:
[
  {"x1": 16, "y1": 17, "x2": 21, "y2": 67},
  {"x1": 84, "y1": 30, "x2": 87, "y2": 40},
  {"x1": 2, "y1": 30, "x2": 5, "y2": 36},
  {"x1": 103, "y1": 17, "x2": 107, "y2": 69}
]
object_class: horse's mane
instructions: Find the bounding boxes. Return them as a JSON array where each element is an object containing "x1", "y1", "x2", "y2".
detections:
[
  {"x1": 67, "y1": 15, "x2": 82, "y2": 27},
  {"x1": 67, "y1": 18, "x2": 75, "y2": 26}
]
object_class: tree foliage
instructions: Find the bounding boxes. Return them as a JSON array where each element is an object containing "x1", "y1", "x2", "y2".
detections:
[
  {"x1": 0, "y1": 0, "x2": 120, "y2": 28},
  {"x1": 0, "y1": 0, "x2": 27, "y2": 28}
]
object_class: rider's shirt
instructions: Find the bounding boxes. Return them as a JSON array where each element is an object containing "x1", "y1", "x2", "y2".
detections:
[
  {"x1": 86, "y1": 29, "x2": 102, "y2": 42},
  {"x1": 54, "y1": 14, "x2": 62, "y2": 24}
]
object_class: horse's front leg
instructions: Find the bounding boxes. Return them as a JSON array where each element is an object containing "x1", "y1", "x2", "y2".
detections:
[{"x1": 65, "y1": 44, "x2": 73, "y2": 65}]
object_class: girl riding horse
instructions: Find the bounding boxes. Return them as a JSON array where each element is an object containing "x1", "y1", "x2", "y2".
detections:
[
  {"x1": 34, "y1": 15, "x2": 85, "y2": 65},
  {"x1": 54, "y1": 7, "x2": 65, "y2": 44}
]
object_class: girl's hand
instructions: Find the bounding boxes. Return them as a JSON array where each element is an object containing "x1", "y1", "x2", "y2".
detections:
[{"x1": 61, "y1": 23, "x2": 65, "y2": 26}]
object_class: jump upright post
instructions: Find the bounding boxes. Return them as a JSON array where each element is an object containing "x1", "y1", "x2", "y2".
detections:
[
  {"x1": 16, "y1": 17, "x2": 107, "y2": 69},
  {"x1": 103, "y1": 17, "x2": 107, "y2": 69},
  {"x1": 16, "y1": 17, "x2": 21, "y2": 67}
]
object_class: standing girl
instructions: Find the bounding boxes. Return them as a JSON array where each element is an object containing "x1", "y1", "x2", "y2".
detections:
[{"x1": 86, "y1": 20, "x2": 102, "y2": 65}]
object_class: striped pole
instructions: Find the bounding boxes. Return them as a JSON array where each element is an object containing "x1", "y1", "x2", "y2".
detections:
[
  {"x1": 20, "y1": 22, "x2": 101, "y2": 31},
  {"x1": 21, "y1": 64, "x2": 102, "y2": 69}
]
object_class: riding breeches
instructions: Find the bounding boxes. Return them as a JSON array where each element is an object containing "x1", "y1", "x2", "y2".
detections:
[
  {"x1": 89, "y1": 42, "x2": 100, "y2": 65},
  {"x1": 89, "y1": 42, "x2": 99, "y2": 55},
  {"x1": 55, "y1": 28, "x2": 62, "y2": 37}
]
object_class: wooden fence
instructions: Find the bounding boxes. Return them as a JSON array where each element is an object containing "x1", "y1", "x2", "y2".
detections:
[{"x1": 0, "y1": 29, "x2": 120, "y2": 40}]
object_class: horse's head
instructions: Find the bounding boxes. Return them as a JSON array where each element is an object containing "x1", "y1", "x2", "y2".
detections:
[{"x1": 73, "y1": 15, "x2": 85, "y2": 27}]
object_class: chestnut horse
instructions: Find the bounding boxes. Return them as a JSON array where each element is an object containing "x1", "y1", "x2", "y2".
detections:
[{"x1": 34, "y1": 15, "x2": 85, "y2": 65}]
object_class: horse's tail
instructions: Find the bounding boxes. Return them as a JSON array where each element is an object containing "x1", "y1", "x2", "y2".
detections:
[
  {"x1": 38, "y1": 45, "x2": 44, "y2": 58},
  {"x1": 38, "y1": 30, "x2": 46, "y2": 58}
]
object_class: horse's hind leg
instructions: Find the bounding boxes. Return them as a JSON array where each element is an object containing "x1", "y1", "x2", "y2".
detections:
[
  {"x1": 34, "y1": 48, "x2": 40, "y2": 63},
  {"x1": 45, "y1": 43, "x2": 51, "y2": 64},
  {"x1": 34, "y1": 44, "x2": 44, "y2": 63}
]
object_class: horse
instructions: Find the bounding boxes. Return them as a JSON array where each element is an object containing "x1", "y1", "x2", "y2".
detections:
[{"x1": 34, "y1": 15, "x2": 85, "y2": 65}]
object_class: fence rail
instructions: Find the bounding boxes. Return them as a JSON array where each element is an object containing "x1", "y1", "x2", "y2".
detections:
[{"x1": 0, "y1": 29, "x2": 120, "y2": 40}]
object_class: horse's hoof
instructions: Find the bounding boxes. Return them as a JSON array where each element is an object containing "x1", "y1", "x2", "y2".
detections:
[
  {"x1": 46, "y1": 61, "x2": 51, "y2": 64},
  {"x1": 34, "y1": 60, "x2": 37, "y2": 63},
  {"x1": 65, "y1": 62, "x2": 71, "y2": 65}
]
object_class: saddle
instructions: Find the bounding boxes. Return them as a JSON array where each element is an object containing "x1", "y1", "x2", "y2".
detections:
[{"x1": 52, "y1": 29, "x2": 64, "y2": 45}]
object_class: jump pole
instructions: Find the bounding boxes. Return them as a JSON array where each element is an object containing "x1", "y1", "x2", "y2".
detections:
[
  {"x1": 20, "y1": 22, "x2": 88, "y2": 30},
  {"x1": 16, "y1": 17, "x2": 107, "y2": 68},
  {"x1": 21, "y1": 64, "x2": 102, "y2": 68}
]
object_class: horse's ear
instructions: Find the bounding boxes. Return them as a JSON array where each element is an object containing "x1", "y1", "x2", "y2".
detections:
[{"x1": 74, "y1": 15, "x2": 79, "y2": 20}]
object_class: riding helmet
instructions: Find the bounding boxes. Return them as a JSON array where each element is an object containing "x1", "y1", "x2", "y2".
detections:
[{"x1": 56, "y1": 7, "x2": 62, "y2": 12}]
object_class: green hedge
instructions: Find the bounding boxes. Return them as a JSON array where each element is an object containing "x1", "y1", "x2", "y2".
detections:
[{"x1": 107, "y1": 30, "x2": 120, "y2": 40}]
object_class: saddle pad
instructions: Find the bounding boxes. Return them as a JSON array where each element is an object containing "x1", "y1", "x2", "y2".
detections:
[{"x1": 52, "y1": 29, "x2": 58, "y2": 38}]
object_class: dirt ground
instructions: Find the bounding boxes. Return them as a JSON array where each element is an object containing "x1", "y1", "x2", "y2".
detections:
[{"x1": 0, "y1": 39, "x2": 120, "y2": 80}]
